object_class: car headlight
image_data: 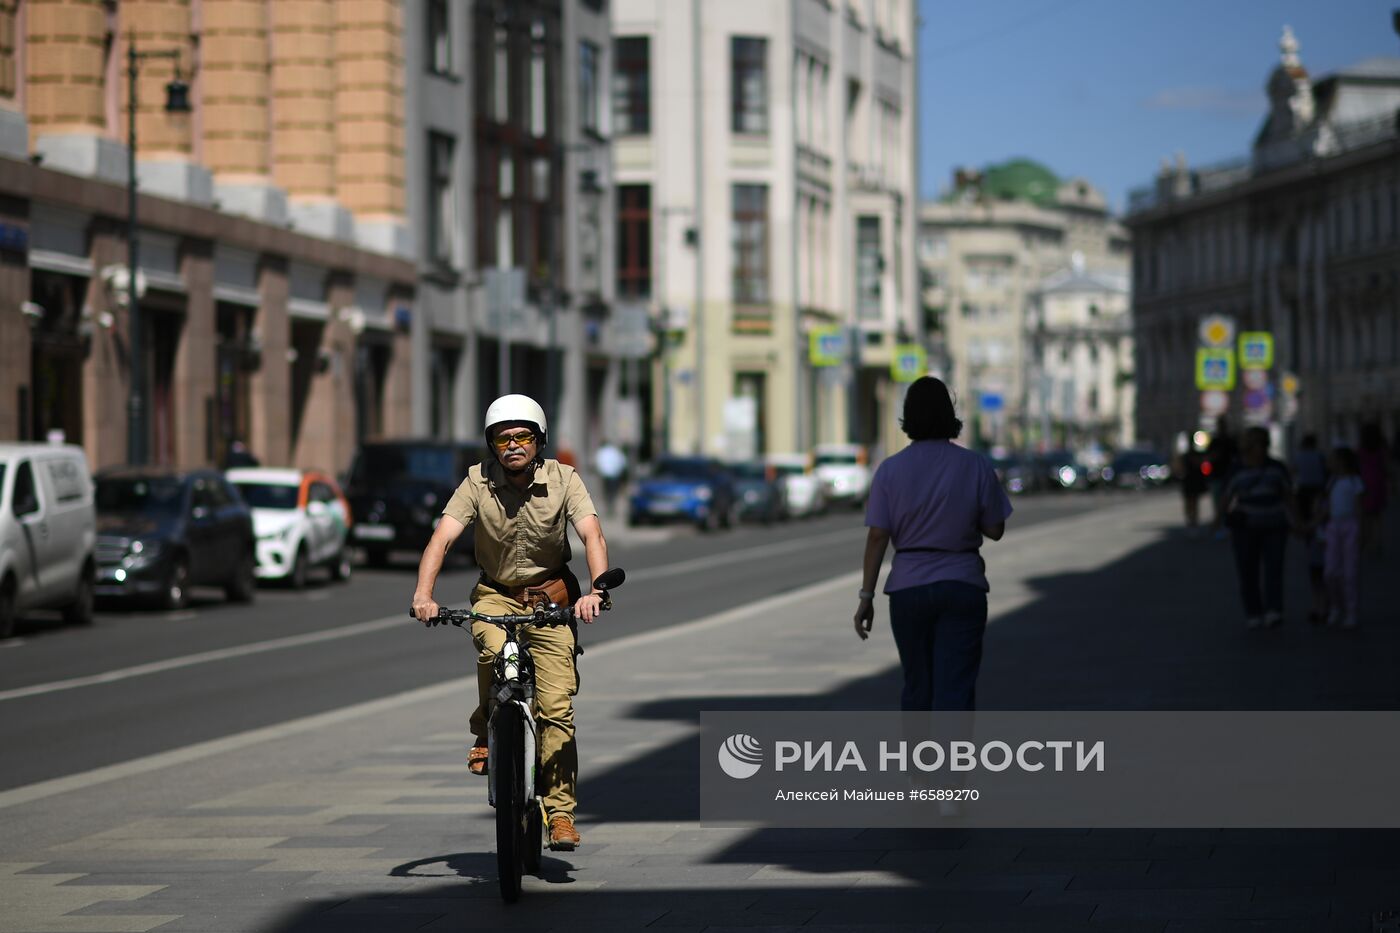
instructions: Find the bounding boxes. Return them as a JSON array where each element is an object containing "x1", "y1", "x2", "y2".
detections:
[
  {"x1": 1058, "y1": 466, "x2": 1077, "y2": 486},
  {"x1": 123, "y1": 539, "x2": 163, "y2": 568},
  {"x1": 694, "y1": 487, "x2": 713, "y2": 501}
]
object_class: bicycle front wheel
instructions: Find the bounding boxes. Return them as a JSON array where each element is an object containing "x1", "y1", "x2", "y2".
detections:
[{"x1": 493, "y1": 702, "x2": 525, "y2": 902}]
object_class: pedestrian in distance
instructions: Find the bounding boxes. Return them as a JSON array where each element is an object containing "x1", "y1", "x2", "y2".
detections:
[
  {"x1": 1179, "y1": 440, "x2": 1208, "y2": 535},
  {"x1": 1316, "y1": 446, "x2": 1365, "y2": 630},
  {"x1": 411, "y1": 394, "x2": 610, "y2": 851},
  {"x1": 1291, "y1": 433, "x2": 1328, "y2": 526},
  {"x1": 1206, "y1": 416, "x2": 1238, "y2": 540},
  {"x1": 854, "y1": 376, "x2": 1012, "y2": 713},
  {"x1": 593, "y1": 439, "x2": 628, "y2": 518},
  {"x1": 1358, "y1": 422, "x2": 1391, "y2": 557},
  {"x1": 1222, "y1": 426, "x2": 1299, "y2": 629}
]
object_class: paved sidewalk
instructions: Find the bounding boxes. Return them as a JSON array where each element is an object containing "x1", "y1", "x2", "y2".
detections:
[{"x1": 1, "y1": 494, "x2": 1397, "y2": 932}]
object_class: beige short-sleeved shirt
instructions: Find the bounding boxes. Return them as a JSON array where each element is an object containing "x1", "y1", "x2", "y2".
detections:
[{"x1": 441, "y1": 458, "x2": 598, "y2": 586}]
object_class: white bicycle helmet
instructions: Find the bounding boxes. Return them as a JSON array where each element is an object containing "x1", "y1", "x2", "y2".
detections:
[{"x1": 483, "y1": 394, "x2": 549, "y2": 447}]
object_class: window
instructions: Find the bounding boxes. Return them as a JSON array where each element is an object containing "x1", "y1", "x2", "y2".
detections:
[
  {"x1": 528, "y1": 19, "x2": 548, "y2": 137},
  {"x1": 731, "y1": 37, "x2": 768, "y2": 134},
  {"x1": 428, "y1": 132, "x2": 456, "y2": 266},
  {"x1": 493, "y1": 24, "x2": 510, "y2": 121},
  {"x1": 426, "y1": 0, "x2": 452, "y2": 74},
  {"x1": 11, "y1": 461, "x2": 38, "y2": 517},
  {"x1": 617, "y1": 185, "x2": 652, "y2": 298},
  {"x1": 579, "y1": 41, "x2": 600, "y2": 136},
  {"x1": 613, "y1": 36, "x2": 650, "y2": 135},
  {"x1": 856, "y1": 215, "x2": 881, "y2": 319},
  {"x1": 732, "y1": 184, "x2": 769, "y2": 303}
]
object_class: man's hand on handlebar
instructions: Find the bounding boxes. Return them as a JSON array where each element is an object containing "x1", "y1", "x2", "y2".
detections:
[
  {"x1": 412, "y1": 592, "x2": 442, "y2": 626},
  {"x1": 574, "y1": 592, "x2": 604, "y2": 623}
]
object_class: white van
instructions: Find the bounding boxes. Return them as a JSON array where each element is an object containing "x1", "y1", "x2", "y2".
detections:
[{"x1": 0, "y1": 443, "x2": 97, "y2": 638}]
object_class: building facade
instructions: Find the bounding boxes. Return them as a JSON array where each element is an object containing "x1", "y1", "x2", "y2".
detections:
[
  {"x1": 1127, "y1": 27, "x2": 1400, "y2": 451},
  {"x1": 610, "y1": 0, "x2": 919, "y2": 460},
  {"x1": 1, "y1": 0, "x2": 417, "y2": 474},
  {"x1": 918, "y1": 162, "x2": 1131, "y2": 449},
  {"x1": 402, "y1": 0, "x2": 621, "y2": 461}
]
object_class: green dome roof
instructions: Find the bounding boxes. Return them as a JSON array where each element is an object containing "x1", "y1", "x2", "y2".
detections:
[{"x1": 979, "y1": 158, "x2": 1060, "y2": 207}]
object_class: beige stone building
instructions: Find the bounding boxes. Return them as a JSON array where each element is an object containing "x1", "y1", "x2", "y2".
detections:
[
  {"x1": 1, "y1": 0, "x2": 416, "y2": 474},
  {"x1": 611, "y1": 0, "x2": 920, "y2": 460},
  {"x1": 1127, "y1": 27, "x2": 1400, "y2": 451},
  {"x1": 918, "y1": 162, "x2": 1131, "y2": 449}
]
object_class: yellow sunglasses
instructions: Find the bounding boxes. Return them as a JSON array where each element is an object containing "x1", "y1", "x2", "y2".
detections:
[{"x1": 492, "y1": 431, "x2": 536, "y2": 450}]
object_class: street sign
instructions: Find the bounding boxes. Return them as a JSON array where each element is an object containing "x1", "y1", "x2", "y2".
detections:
[
  {"x1": 1238, "y1": 331, "x2": 1274, "y2": 370},
  {"x1": 891, "y1": 344, "x2": 927, "y2": 383},
  {"x1": 1195, "y1": 348, "x2": 1236, "y2": 391},
  {"x1": 979, "y1": 392, "x2": 1005, "y2": 413},
  {"x1": 1243, "y1": 387, "x2": 1272, "y2": 425},
  {"x1": 613, "y1": 303, "x2": 654, "y2": 359},
  {"x1": 809, "y1": 326, "x2": 847, "y2": 367},
  {"x1": 1200, "y1": 390, "x2": 1229, "y2": 416},
  {"x1": 1199, "y1": 314, "x2": 1235, "y2": 348},
  {"x1": 483, "y1": 267, "x2": 526, "y2": 336},
  {"x1": 1242, "y1": 369, "x2": 1269, "y2": 391}
]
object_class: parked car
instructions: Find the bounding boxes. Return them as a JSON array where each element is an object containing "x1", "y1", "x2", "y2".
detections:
[
  {"x1": 93, "y1": 468, "x2": 256, "y2": 610},
  {"x1": 1036, "y1": 449, "x2": 1090, "y2": 491},
  {"x1": 227, "y1": 468, "x2": 353, "y2": 588},
  {"x1": 629, "y1": 457, "x2": 737, "y2": 531},
  {"x1": 344, "y1": 440, "x2": 489, "y2": 566},
  {"x1": 767, "y1": 453, "x2": 826, "y2": 518},
  {"x1": 727, "y1": 461, "x2": 785, "y2": 524},
  {"x1": 1104, "y1": 450, "x2": 1173, "y2": 489},
  {"x1": 0, "y1": 444, "x2": 96, "y2": 638},
  {"x1": 812, "y1": 443, "x2": 872, "y2": 508},
  {"x1": 990, "y1": 454, "x2": 1037, "y2": 495}
]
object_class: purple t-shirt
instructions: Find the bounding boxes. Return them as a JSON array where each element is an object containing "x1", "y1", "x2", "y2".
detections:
[{"x1": 865, "y1": 440, "x2": 1013, "y2": 594}]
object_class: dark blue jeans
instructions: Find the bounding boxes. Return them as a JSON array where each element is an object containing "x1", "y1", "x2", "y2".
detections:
[{"x1": 887, "y1": 580, "x2": 989, "y2": 712}]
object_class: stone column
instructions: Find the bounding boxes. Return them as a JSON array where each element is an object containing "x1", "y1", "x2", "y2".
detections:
[
  {"x1": 334, "y1": 0, "x2": 408, "y2": 257},
  {"x1": 173, "y1": 238, "x2": 215, "y2": 467},
  {"x1": 27, "y1": 0, "x2": 124, "y2": 181},
  {"x1": 84, "y1": 221, "x2": 130, "y2": 469},
  {"x1": 201, "y1": 0, "x2": 286, "y2": 222},
  {"x1": 292, "y1": 274, "x2": 355, "y2": 473},
  {"x1": 251, "y1": 254, "x2": 290, "y2": 464},
  {"x1": 0, "y1": 196, "x2": 28, "y2": 440},
  {"x1": 0, "y1": 0, "x2": 27, "y2": 158},
  {"x1": 270, "y1": 0, "x2": 350, "y2": 240}
]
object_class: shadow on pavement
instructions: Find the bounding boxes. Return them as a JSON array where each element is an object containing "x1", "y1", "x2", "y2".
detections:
[{"x1": 259, "y1": 511, "x2": 1400, "y2": 932}]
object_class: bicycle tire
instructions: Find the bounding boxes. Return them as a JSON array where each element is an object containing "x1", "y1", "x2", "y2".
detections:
[
  {"x1": 494, "y1": 703, "x2": 525, "y2": 902},
  {"x1": 523, "y1": 798, "x2": 543, "y2": 874}
]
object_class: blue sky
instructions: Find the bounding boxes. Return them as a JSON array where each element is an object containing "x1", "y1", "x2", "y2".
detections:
[{"x1": 916, "y1": 0, "x2": 1395, "y2": 212}]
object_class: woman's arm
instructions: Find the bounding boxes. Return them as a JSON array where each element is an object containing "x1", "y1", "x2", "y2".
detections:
[
  {"x1": 854, "y1": 526, "x2": 891, "y2": 641},
  {"x1": 981, "y1": 520, "x2": 1005, "y2": 541}
]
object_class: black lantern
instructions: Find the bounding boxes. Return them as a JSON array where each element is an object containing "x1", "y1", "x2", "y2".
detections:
[{"x1": 164, "y1": 75, "x2": 191, "y2": 113}]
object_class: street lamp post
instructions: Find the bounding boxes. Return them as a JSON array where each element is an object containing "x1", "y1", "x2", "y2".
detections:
[{"x1": 125, "y1": 33, "x2": 190, "y2": 466}]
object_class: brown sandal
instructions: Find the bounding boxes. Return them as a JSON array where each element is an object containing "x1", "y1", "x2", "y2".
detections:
[{"x1": 468, "y1": 744, "x2": 488, "y2": 776}]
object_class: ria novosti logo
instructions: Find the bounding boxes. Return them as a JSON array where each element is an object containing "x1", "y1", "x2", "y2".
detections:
[{"x1": 717, "y1": 733, "x2": 763, "y2": 779}]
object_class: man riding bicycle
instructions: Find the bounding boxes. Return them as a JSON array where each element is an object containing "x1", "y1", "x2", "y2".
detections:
[{"x1": 411, "y1": 394, "x2": 609, "y2": 850}]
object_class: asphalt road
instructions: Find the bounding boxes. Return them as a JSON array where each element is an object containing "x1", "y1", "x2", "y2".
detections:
[{"x1": 0, "y1": 489, "x2": 1157, "y2": 790}]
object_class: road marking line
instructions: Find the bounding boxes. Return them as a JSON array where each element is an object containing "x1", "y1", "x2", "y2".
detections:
[{"x1": 0, "y1": 497, "x2": 1167, "y2": 810}]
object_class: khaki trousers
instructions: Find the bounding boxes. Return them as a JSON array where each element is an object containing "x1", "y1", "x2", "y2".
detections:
[{"x1": 468, "y1": 583, "x2": 579, "y2": 820}]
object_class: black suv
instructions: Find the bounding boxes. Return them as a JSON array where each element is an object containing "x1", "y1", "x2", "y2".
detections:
[
  {"x1": 344, "y1": 440, "x2": 489, "y2": 567},
  {"x1": 93, "y1": 468, "x2": 256, "y2": 610}
]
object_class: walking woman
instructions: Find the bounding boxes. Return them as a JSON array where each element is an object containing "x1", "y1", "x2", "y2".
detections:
[
  {"x1": 854, "y1": 377, "x2": 1013, "y2": 712},
  {"x1": 1223, "y1": 426, "x2": 1298, "y2": 629}
]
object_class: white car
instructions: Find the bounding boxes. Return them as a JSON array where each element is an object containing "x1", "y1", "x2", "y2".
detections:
[
  {"x1": 766, "y1": 453, "x2": 826, "y2": 518},
  {"x1": 812, "y1": 443, "x2": 872, "y2": 508},
  {"x1": 0, "y1": 443, "x2": 96, "y2": 638},
  {"x1": 226, "y1": 468, "x2": 352, "y2": 588}
]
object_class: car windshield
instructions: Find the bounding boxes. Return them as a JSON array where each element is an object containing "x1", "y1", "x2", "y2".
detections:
[
  {"x1": 814, "y1": 452, "x2": 858, "y2": 466},
  {"x1": 234, "y1": 482, "x2": 299, "y2": 510},
  {"x1": 352, "y1": 446, "x2": 458, "y2": 486},
  {"x1": 96, "y1": 477, "x2": 184, "y2": 514},
  {"x1": 653, "y1": 459, "x2": 712, "y2": 479},
  {"x1": 771, "y1": 463, "x2": 805, "y2": 476},
  {"x1": 729, "y1": 463, "x2": 768, "y2": 480}
]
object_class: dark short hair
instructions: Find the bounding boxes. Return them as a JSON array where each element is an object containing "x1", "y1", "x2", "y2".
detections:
[
  {"x1": 901, "y1": 376, "x2": 962, "y2": 441},
  {"x1": 1301, "y1": 434, "x2": 1317, "y2": 449},
  {"x1": 1333, "y1": 446, "x2": 1360, "y2": 474}
]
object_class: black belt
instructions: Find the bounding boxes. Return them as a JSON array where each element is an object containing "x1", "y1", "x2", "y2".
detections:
[{"x1": 895, "y1": 546, "x2": 978, "y2": 555}]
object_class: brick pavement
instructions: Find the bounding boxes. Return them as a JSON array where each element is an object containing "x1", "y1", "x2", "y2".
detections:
[{"x1": 1, "y1": 493, "x2": 1397, "y2": 932}]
